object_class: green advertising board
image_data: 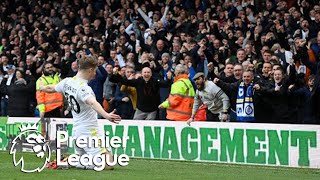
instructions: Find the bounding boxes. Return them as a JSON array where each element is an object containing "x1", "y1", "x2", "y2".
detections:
[{"x1": 1, "y1": 117, "x2": 319, "y2": 168}]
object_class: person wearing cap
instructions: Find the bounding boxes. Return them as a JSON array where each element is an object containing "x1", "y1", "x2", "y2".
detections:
[
  {"x1": 187, "y1": 72, "x2": 230, "y2": 125},
  {"x1": 159, "y1": 64, "x2": 195, "y2": 121}
]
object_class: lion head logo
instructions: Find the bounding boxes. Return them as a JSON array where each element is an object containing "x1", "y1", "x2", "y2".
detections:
[{"x1": 10, "y1": 124, "x2": 51, "y2": 173}]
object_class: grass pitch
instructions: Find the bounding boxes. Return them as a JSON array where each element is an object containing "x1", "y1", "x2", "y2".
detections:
[{"x1": 0, "y1": 152, "x2": 319, "y2": 180}]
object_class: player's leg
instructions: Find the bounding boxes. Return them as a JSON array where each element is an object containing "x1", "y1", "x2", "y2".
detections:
[{"x1": 83, "y1": 128, "x2": 114, "y2": 170}]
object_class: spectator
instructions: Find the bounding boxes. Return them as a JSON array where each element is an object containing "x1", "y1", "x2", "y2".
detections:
[
  {"x1": 111, "y1": 67, "x2": 172, "y2": 120},
  {"x1": 113, "y1": 67, "x2": 135, "y2": 119},
  {"x1": 299, "y1": 42, "x2": 320, "y2": 123},
  {"x1": 66, "y1": 61, "x2": 78, "y2": 77},
  {"x1": 288, "y1": 74, "x2": 315, "y2": 124},
  {"x1": 120, "y1": 67, "x2": 138, "y2": 112},
  {"x1": 0, "y1": 64, "x2": 16, "y2": 116},
  {"x1": 0, "y1": 38, "x2": 10, "y2": 54},
  {"x1": 220, "y1": 63, "x2": 237, "y2": 83},
  {"x1": 159, "y1": 64, "x2": 194, "y2": 121},
  {"x1": 188, "y1": 72, "x2": 230, "y2": 125},
  {"x1": 233, "y1": 64, "x2": 243, "y2": 81},
  {"x1": 24, "y1": 54, "x2": 37, "y2": 76},
  {"x1": 215, "y1": 70, "x2": 258, "y2": 122},
  {"x1": 257, "y1": 69, "x2": 291, "y2": 123},
  {"x1": 88, "y1": 61, "x2": 108, "y2": 106},
  {"x1": 36, "y1": 62, "x2": 63, "y2": 118},
  {"x1": 192, "y1": 38, "x2": 212, "y2": 76},
  {"x1": 5, "y1": 69, "x2": 35, "y2": 117},
  {"x1": 134, "y1": 0, "x2": 171, "y2": 29},
  {"x1": 103, "y1": 64, "x2": 116, "y2": 113},
  {"x1": 0, "y1": 55, "x2": 11, "y2": 73},
  {"x1": 254, "y1": 62, "x2": 273, "y2": 123}
]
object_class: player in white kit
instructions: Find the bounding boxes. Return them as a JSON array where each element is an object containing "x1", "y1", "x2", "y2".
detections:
[{"x1": 39, "y1": 56, "x2": 121, "y2": 170}]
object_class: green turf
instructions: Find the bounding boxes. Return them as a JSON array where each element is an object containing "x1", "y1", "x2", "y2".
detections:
[{"x1": 0, "y1": 152, "x2": 319, "y2": 180}]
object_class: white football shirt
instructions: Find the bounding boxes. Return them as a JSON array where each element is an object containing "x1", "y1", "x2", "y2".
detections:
[{"x1": 55, "y1": 77, "x2": 98, "y2": 129}]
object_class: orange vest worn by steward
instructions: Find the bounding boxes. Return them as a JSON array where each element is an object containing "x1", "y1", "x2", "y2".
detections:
[
  {"x1": 160, "y1": 74, "x2": 195, "y2": 121},
  {"x1": 36, "y1": 74, "x2": 63, "y2": 113}
]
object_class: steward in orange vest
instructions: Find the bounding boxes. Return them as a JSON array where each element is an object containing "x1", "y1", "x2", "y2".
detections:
[
  {"x1": 36, "y1": 62, "x2": 63, "y2": 118},
  {"x1": 159, "y1": 64, "x2": 195, "y2": 121}
]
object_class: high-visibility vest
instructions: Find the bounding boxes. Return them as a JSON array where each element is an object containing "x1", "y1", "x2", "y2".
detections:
[
  {"x1": 161, "y1": 74, "x2": 195, "y2": 121},
  {"x1": 36, "y1": 74, "x2": 63, "y2": 113}
]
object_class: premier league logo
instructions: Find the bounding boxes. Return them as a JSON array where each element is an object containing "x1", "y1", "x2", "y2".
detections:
[{"x1": 10, "y1": 124, "x2": 51, "y2": 173}]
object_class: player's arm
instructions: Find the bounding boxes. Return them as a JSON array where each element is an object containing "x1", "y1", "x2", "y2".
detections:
[
  {"x1": 187, "y1": 92, "x2": 201, "y2": 126},
  {"x1": 159, "y1": 81, "x2": 183, "y2": 109},
  {"x1": 39, "y1": 84, "x2": 57, "y2": 93},
  {"x1": 85, "y1": 96, "x2": 121, "y2": 123},
  {"x1": 38, "y1": 78, "x2": 58, "y2": 93}
]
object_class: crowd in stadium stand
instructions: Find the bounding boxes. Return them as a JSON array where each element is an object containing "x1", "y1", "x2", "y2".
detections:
[{"x1": 0, "y1": 0, "x2": 319, "y2": 124}]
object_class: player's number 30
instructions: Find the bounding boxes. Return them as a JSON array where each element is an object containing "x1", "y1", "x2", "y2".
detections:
[{"x1": 65, "y1": 92, "x2": 81, "y2": 114}]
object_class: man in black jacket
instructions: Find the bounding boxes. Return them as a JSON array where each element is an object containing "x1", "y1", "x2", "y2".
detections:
[
  {"x1": 5, "y1": 69, "x2": 35, "y2": 117},
  {"x1": 298, "y1": 43, "x2": 320, "y2": 124},
  {"x1": 110, "y1": 67, "x2": 172, "y2": 120},
  {"x1": 0, "y1": 64, "x2": 16, "y2": 116}
]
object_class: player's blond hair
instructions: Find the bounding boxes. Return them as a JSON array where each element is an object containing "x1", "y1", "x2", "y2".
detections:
[{"x1": 78, "y1": 56, "x2": 98, "y2": 70}]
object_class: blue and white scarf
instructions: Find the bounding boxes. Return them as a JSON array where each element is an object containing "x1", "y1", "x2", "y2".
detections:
[{"x1": 236, "y1": 81, "x2": 255, "y2": 122}]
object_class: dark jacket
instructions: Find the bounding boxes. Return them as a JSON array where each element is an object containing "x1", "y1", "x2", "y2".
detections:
[
  {"x1": 259, "y1": 79, "x2": 290, "y2": 123},
  {"x1": 110, "y1": 74, "x2": 172, "y2": 112},
  {"x1": 3, "y1": 78, "x2": 34, "y2": 117},
  {"x1": 88, "y1": 66, "x2": 108, "y2": 105},
  {"x1": 0, "y1": 74, "x2": 15, "y2": 98},
  {"x1": 254, "y1": 75, "x2": 274, "y2": 123},
  {"x1": 289, "y1": 86, "x2": 315, "y2": 124},
  {"x1": 191, "y1": 45, "x2": 213, "y2": 73},
  {"x1": 114, "y1": 85, "x2": 134, "y2": 119},
  {"x1": 299, "y1": 47, "x2": 320, "y2": 124}
]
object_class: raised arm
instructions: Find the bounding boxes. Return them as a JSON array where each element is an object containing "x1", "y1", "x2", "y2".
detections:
[
  {"x1": 157, "y1": 71, "x2": 173, "y2": 88},
  {"x1": 160, "y1": 3, "x2": 170, "y2": 25},
  {"x1": 135, "y1": 3, "x2": 152, "y2": 27},
  {"x1": 125, "y1": 23, "x2": 135, "y2": 35},
  {"x1": 215, "y1": 78, "x2": 239, "y2": 95},
  {"x1": 191, "y1": 93, "x2": 202, "y2": 119},
  {"x1": 110, "y1": 73, "x2": 139, "y2": 87}
]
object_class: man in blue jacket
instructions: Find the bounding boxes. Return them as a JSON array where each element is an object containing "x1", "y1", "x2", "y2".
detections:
[{"x1": 88, "y1": 64, "x2": 108, "y2": 106}]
